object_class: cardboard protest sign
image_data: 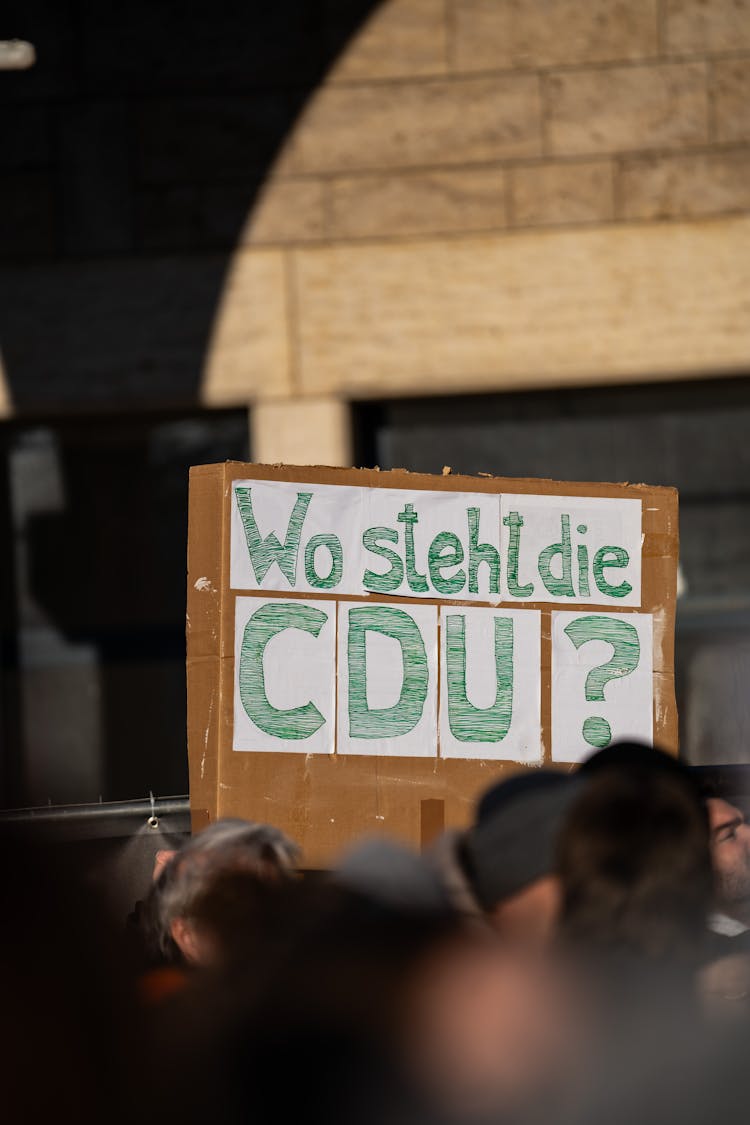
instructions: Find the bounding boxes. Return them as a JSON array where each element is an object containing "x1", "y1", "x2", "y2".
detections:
[{"x1": 187, "y1": 463, "x2": 678, "y2": 866}]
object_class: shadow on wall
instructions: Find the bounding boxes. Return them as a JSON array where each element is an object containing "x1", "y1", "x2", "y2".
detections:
[
  {"x1": 0, "y1": 0, "x2": 382, "y2": 410},
  {"x1": 0, "y1": 3, "x2": 383, "y2": 806}
]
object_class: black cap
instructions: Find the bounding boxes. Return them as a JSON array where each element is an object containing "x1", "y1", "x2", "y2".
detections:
[{"x1": 463, "y1": 770, "x2": 580, "y2": 911}]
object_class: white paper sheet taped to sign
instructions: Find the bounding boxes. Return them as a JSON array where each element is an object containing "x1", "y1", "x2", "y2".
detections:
[
  {"x1": 225, "y1": 475, "x2": 656, "y2": 763},
  {"x1": 230, "y1": 480, "x2": 642, "y2": 607},
  {"x1": 551, "y1": 610, "x2": 654, "y2": 764}
]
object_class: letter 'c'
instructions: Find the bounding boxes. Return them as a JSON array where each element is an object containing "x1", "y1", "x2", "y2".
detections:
[{"x1": 239, "y1": 602, "x2": 327, "y2": 739}]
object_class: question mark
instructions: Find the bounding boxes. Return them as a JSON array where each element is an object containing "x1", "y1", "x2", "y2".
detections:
[{"x1": 564, "y1": 616, "x2": 640, "y2": 748}]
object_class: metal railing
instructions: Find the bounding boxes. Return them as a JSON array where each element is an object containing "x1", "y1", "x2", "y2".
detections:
[{"x1": 0, "y1": 794, "x2": 191, "y2": 840}]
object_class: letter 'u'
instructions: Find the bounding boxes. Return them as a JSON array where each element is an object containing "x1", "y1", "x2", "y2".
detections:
[{"x1": 445, "y1": 615, "x2": 513, "y2": 742}]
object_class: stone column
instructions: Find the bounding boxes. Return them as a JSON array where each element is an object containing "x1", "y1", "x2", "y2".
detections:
[
  {"x1": 250, "y1": 396, "x2": 352, "y2": 467},
  {"x1": 0, "y1": 351, "x2": 11, "y2": 417}
]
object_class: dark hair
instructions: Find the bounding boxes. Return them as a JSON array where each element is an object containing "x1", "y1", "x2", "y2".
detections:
[
  {"x1": 462, "y1": 770, "x2": 580, "y2": 910},
  {"x1": 557, "y1": 765, "x2": 713, "y2": 964}
]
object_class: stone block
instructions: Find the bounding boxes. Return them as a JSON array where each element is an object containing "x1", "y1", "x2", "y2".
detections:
[
  {"x1": 57, "y1": 102, "x2": 133, "y2": 255},
  {"x1": 511, "y1": 160, "x2": 613, "y2": 227},
  {"x1": 252, "y1": 397, "x2": 351, "y2": 465},
  {"x1": 291, "y1": 74, "x2": 542, "y2": 173},
  {"x1": 665, "y1": 0, "x2": 750, "y2": 54},
  {"x1": 0, "y1": 172, "x2": 56, "y2": 259},
  {"x1": 202, "y1": 250, "x2": 290, "y2": 405},
  {"x1": 329, "y1": 167, "x2": 506, "y2": 238},
  {"x1": 0, "y1": 353, "x2": 10, "y2": 416},
  {"x1": 0, "y1": 252, "x2": 289, "y2": 409},
  {"x1": 241, "y1": 180, "x2": 327, "y2": 244},
  {"x1": 452, "y1": 0, "x2": 658, "y2": 71},
  {"x1": 326, "y1": 0, "x2": 447, "y2": 81},
  {"x1": 137, "y1": 96, "x2": 298, "y2": 184},
  {"x1": 136, "y1": 183, "x2": 252, "y2": 252},
  {"x1": 546, "y1": 62, "x2": 708, "y2": 156},
  {"x1": 292, "y1": 217, "x2": 750, "y2": 396},
  {"x1": 137, "y1": 179, "x2": 326, "y2": 251},
  {"x1": 619, "y1": 149, "x2": 750, "y2": 220},
  {"x1": 80, "y1": 2, "x2": 325, "y2": 92},
  {"x1": 0, "y1": 105, "x2": 50, "y2": 171},
  {"x1": 713, "y1": 58, "x2": 750, "y2": 144}
]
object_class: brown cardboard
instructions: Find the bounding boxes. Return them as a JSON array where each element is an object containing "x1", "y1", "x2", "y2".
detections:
[{"x1": 186, "y1": 463, "x2": 678, "y2": 866}]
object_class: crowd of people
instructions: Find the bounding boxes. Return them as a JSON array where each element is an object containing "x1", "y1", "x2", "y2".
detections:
[{"x1": 4, "y1": 741, "x2": 750, "y2": 1123}]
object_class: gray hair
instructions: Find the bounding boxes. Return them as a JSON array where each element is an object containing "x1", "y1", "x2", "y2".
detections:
[{"x1": 150, "y1": 818, "x2": 299, "y2": 959}]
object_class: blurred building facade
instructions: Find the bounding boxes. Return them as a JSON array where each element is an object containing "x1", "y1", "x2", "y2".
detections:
[{"x1": 1, "y1": 1, "x2": 749, "y2": 805}]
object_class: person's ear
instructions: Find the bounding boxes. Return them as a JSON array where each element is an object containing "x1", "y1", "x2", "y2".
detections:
[{"x1": 170, "y1": 917, "x2": 202, "y2": 965}]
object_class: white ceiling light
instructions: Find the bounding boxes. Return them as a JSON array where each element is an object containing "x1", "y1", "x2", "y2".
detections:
[{"x1": 0, "y1": 40, "x2": 36, "y2": 70}]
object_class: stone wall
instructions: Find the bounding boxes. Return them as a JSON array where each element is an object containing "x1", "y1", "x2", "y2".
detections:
[
  {"x1": 1, "y1": 1, "x2": 749, "y2": 463},
  {"x1": 124, "y1": 1, "x2": 750, "y2": 248},
  {"x1": 246, "y1": 0, "x2": 750, "y2": 461},
  {"x1": 271, "y1": 1, "x2": 750, "y2": 242}
]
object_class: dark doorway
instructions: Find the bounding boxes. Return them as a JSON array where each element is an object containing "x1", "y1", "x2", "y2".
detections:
[{"x1": 0, "y1": 408, "x2": 249, "y2": 807}]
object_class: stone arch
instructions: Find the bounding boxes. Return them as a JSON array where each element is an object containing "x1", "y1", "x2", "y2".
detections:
[
  {"x1": 2, "y1": 0, "x2": 749, "y2": 449},
  {"x1": 0, "y1": 1, "x2": 388, "y2": 414}
]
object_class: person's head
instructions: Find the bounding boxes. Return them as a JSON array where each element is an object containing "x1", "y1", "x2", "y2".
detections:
[
  {"x1": 0, "y1": 827, "x2": 141, "y2": 1125},
  {"x1": 148, "y1": 818, "x2": 299, "y2": 966},
  {"x1": 706, "y1": 797, "x2": 750, "y2": 916},
  {"x1": 461, "y1": 771, "x2": 580, "y2": 946},
  {"x1": 158, "y1": 876, "x2": 454, "y2": 1125},
  {"x1": 334, "y1": 838, "x2": 452, "y2": 915},
  {"x1": 403, "y1": 935, "x2": 584, "y2": 1119},
  {"x1": 580, "y1": 741, "x2": 704, "y2": 797},
  {"x1": 558, "y1": 758, "x2": 712, "y2": 964}
]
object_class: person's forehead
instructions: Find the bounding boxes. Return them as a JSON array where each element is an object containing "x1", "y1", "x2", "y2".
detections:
[{"x1": 707, "y1": 797, "x2": 744, "y2": 832}]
